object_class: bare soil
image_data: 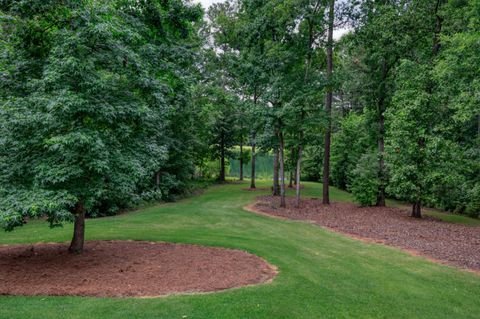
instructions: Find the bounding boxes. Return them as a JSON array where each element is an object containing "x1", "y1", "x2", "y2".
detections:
[
  {"x1": 0, "y1": 240, "x2": 277, "y2": 297},
  {"x1": 251, "y1": 196, "x2": 480, "y2": 272}
]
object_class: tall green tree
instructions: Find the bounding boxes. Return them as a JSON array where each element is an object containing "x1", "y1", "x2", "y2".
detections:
[{"x1": 0, "y1": 0, "x2": 201, "y2": 252}]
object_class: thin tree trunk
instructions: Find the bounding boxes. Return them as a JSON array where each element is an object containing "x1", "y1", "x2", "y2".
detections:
[
  {"x1": 432, "y1": 0, "x2": 444, "y2": 56},
  {"x1": 239, "y1": 140, "x2": 244, "y2": 181},
  {"x1": 279, "y1": 131, "x2": 286, "y2": 208},
  {"x1": 219, "y1": 136, "x2": 225, "y2": 182},
  {"x1": 273, "y1": 148, "x2": 280, "y2": 196},
  {"x1": 477, "y1": 115, "x2": 480, "y2": 139},
  {"x1": 295, "y1": 145, "x2": 303, "y2": 207},
  {"x1": 250, "y1": 90, "x2": 258, "y2": 189},
  {"x1": 250, "y1": 141, "x2": 256, "y2": 189},
  {"x1": 289, "y1": 147, "x2": 295, "y2": 188},
  {"x1": 477, "y1": 115, "x2": 480, "y2": 141},
  {"x1": 376, "y1": 59, "x2": 388, "y2": 207},
  {"x1": 323, "y1": 0, "x2": 335, "y2": 205},
  {"x1": 411, "y1": 201, "x2": 422, "y2": 218},
  {"x1": 156, "y1": 171, "x2": 160, "y2": 187},
  {"x1": 376, "y1": 113, "x2": 386, "y2": 206},
  {"x1": 294, "y1": 167, "x2": 297, "y2": 185},
  {"x1": 69, "y1": 201, "x2": 86, "y2": 254}
]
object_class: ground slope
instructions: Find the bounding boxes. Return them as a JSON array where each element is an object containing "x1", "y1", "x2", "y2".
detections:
[{"x1": 0, "y1": 181, "x2": 479, "y2": 319}]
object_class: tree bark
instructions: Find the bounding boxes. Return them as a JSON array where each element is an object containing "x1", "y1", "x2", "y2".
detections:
[
  {"x1": 279, "y1": 131, "x2": 286, "y2": 208},
  {"x1": 477, "y1": 115, "x2": 480, "y2": 141},
  {"x1": 323, "y1": 0, "x2": 335, "y2": 205},
  {"x1": 156, "y1": 171, "x2": 160, "y2": 187},
  {"x1": 69, "y1": 201, "x2": 86, "y2": 254},
  {"x1": 376, "y1": 59, "x2": 388, "y2": 207},
  {"x1": 411, "y1": 201, "x2": 422, "y2": 218},
  {"x1": 294, "y1": 167, "x2": 297, "y2": 185},
  {"x1": 295, "y1": 145, "x2": 303, "y2": 207},
  {"x1": 239, "y1": 140, "x2": 244, "y2": 181},
  {"x1": 219, "y1": 134, "x2": 225, "y2": 182},
  {"x1": 289, "y1": 147, "x2": 295, "y2": 188},
  {"x1": 250, "y1": 141, "x2": 256, "y2": 189},
  {"x1": 376, "y1": 112, "x2": 386, "y2": 206},
  {"x1": 273, "y1": 148, "x2": 280, "y2": 196},
  {"x1": 432, "y1": 0, "x2": 444, "y2": 56}
]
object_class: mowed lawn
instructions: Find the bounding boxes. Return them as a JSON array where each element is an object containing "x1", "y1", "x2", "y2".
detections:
[{"x1": 1, "y1": 181, "x2": 479, "y2": 319}]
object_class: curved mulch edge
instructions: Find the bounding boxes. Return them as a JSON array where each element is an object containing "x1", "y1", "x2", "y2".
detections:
[
  {"x1": 243, "y1": 203, "x2": 480, "y2": 276},
  {"x1": 0, "y1": 240, "x2": 278, "y2": 298}
]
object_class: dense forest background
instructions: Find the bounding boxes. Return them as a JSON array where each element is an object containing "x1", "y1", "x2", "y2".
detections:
[{"x1": 0, "y1": 0, "x2": 478, "y2": 250}]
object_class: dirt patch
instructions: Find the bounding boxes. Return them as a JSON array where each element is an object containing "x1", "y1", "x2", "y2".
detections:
[
  {"x1": 250, "y1": 196, "x2": 480, "y2": 272},
  {"x1": 0, "y1": 240, "x2": 277, "y2": 297}
]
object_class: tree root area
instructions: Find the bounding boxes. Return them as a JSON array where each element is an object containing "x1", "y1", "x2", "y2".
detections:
[
  {"x1": 251, "y1": 196, "x2": 480, "y2": 272},
  {"x1": 0, "y1": 240, "x2": 277, "y2": 297}
]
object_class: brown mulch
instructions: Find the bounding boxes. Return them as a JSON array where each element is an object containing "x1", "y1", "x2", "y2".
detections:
[
  {"x1": 0, "y1": 240, "x2": 277, "y2": 297},
  {"x1": 251, "y1": 196, "x2": 480, "y2": 272},
  {"x1": 242, "y1": 185, "x2": 305, "y2": 192},
  {"x1": 242, "y1": 187, "x2": 271, "y2": 191}
]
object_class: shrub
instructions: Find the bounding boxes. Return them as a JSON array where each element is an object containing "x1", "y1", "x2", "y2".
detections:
[
  {"x1": 466, "y1": 184, "x2": 480, "y2": 218},
  {"x1": 350, "y1": 152, "x2": 380, "y2": 206}
]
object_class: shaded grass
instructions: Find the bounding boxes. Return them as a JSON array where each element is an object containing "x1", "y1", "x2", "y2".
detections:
[{"x1": 0, "y1": 181, "x2": 479, "y2": 319}]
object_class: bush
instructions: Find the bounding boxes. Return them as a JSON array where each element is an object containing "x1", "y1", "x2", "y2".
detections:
[
  {"x1": 350, "y1": 152, "x2": 380, "y2": 206},
  {"x1": 331, "y1": 113, "x2": 371, "y2": 190},
  {"x1": 466, "y1": 184, "x2": 480, "y2": 218}
]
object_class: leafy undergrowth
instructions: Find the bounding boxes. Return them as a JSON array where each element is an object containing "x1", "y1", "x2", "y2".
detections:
[{"x1": 0, "y1": 181, "x2": 479, "y2": 319}]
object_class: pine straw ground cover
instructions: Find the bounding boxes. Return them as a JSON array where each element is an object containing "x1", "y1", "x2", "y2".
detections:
[
  {"x1": 0, "y1": 240, "x2": 276, "y2": 297},
  {"x1": 251, "y1": 196, "x2": 480, "y2": 272}
]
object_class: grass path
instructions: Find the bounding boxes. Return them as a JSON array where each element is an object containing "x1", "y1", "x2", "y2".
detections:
[{"x1": 0, "y1": 181, "x2": 479, "y2": 319}]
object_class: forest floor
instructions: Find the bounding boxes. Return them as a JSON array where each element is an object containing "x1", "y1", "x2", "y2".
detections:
[
  {"x1": 0, "y1": 240, "x2": 276, "y2": 297},
  {"x1": 0, "y1": 181, "x2": 479, "y2": 319},
  {"x1": 250, "y1": 196, "x2": 480, "y2": 272}
]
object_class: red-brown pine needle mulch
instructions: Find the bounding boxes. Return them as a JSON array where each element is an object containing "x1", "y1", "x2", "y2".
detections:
[
  {"x1": 249, "y1": 196, "x2": 480, "y2": 272},
  {"x1": 0, "y1": 240, "x2": 277, "y2": 297}
]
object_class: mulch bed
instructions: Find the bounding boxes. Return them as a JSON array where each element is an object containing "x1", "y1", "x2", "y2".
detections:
[
  {"x1": 0, "y1": 240, "x2": 277, "y2": 297},
  {"x1": 251, "y1": 196, "x2": 480, "y2": 272},
  {"x1": 242, "y1": 185, "x2": 305, "y2": 192},
  {"x1": 242, "y1": 187, "x2": 271, "y2": 191}
]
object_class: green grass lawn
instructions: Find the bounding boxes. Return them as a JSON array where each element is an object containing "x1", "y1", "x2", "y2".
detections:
[{"x1": 1, "y1": 181, "x2": 479, "y2": 319}]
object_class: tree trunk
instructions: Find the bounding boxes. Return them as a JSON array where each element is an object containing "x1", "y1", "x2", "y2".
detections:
[
  {"x1": 376, "y1": 113, "x2": 386, "y2": 207},
  {"x1": 219, "y1": 136, "x2": 225, "y2": 182},
  {"x1": 273, "y1": 148, "x2": 280, "y2": 196},
  {"x1": 295, "y1": 145, "x2": 303, "y2": 207},
  {"x1": 156, "y1": 171, "x2": 160, "y2": 187},
  {"x1": 250, "y1": 142, "x2": 256, "y2": 189},
  {"x1": 294, "y1": 167, "x2": 297, "y2": 185},
  {"x1": 411, "y1": 201, "x2": 422, "y2": 218},
  {"x1": 279, "y1": 131, "x2": 286, "y2": 208},
  {"x1": 289, "y1": 147, "x2": 295, "y2": 188},
  {"x1": 239, "y1": 141, "x2": 244, "y2": 181},
  {"x1": 477, "y1": 115, "x2": 480, "y2": 140},
  {"x1": 250, "y1": 89, "x2": 258, "y2": 189},
  {"x1": 69, "y1": 201, "x2": 86, "y2": 254},
  {"x1": 323, "y1": 0, "x2": 335, "y2": 205},
  {"x1": 376, "y1": 59, "x2": 388, "y2": 207}
]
